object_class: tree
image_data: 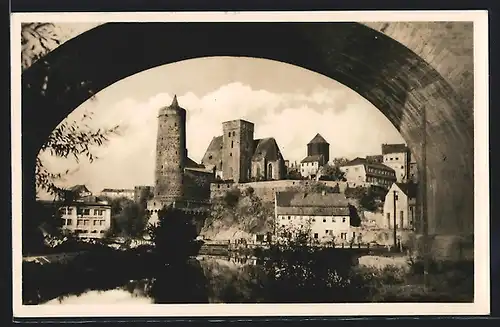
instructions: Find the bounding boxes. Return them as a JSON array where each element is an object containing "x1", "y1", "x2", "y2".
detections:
[
  {"x1": 318, "y1": 164, "x2": 346, "y2": 181},
  {"x1": 23, "y1": 23, "x2": 120, "y2": 198},
  {"x1": 104, "y1": 196, "x2": 150, "y2": 238},
  {"x1": 22, "y1": 23, "x2": 120, "y2": 253},
  {"x1": 148, "y1": 206, "x2": 198, "y2": 263},
  {"x1": 331, "y1": 157, "x2": 350, "y2": 168}
]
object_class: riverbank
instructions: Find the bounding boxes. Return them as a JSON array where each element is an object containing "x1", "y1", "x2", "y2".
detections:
[{"x1": 23, "y1": 243, "x2": 474, "y2": 304}]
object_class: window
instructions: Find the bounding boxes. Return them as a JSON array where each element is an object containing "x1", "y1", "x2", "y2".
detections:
[
  {"x1": 395, "y1": 157, "x2": 399, "y2": 160},
  {"x1": 208, "y1": 155, "x2": 213, "y2": 160},
  {"x1": 77, "y1": 219, "x2": 84, "y2": 226},
  {"x1": 59, "y1": 208, "x2": 67, "y2": 215},
  {"x1": 84, "y1": 219, "x2": 90, "y2": 226},
  {"x1": 281, "y1": 216, "x2": 285, "y2": 220},
  {"x1": 67, "y1": 208, "x2": 73, "y2": 214},
  {"x1": 91, "y1": 230, "x2": 98, "y2": 233},
  {"x1": 314, "y1": 233, "x2": 319, "y2": 239},
  {"x1": 342, "y1": 217, "x2": 346, "y2": 223},
  {"x1": 231, "y1": 141, "x2": 234, "y2": 148},
  {"x1": 332, "y1": 218, "x2": 336, "y2": 223},
  {"x1": 401, "y1": 165, "x2": 404, "y2": 169},
  {"x1": 288, "y1": 216, "x2": 291, "y2": 220},
  {"x1": 100, "y1": 231, "x2": 105, "y2": 234},
  {"x1": 66, "y1": 219, "x2": 72, "y2": 225},
  {"x1": 312, "y1": 218, "x2": 316, "y2": 222},
  {"x1": 230, "y1": 153, "x2": 232, "y2": 157},
  {"x1": 325, "y1": 230, "x2": 329, "y2": 234},
  {"x1": 386, "y1": 212, "x2": 391, "y2": 227},
  {"x1": 282, "y1": 225, "x2": 285, "y2": 228},
  {"x1": 323, "y1": 218, "x2": 326, "y2": 222},
  {"x1": 93, "y1": 220, "x2": 98, "y2": 226},
  {"x1": 232, "y1": 131, "x2": 235, "y2": 136},
  {"x1": 100, "y1": 220, "x2": 105, "y2": 225}
]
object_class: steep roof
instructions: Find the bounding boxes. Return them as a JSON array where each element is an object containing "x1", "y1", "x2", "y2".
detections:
[
  {"x1": 300, "y1": 154, "x2": 324, "y2": 163},
  {"x1": 395, "y1": 182, "x2": 418, "y2": 198},
  {"x1": 70, "y1": 185, "x2": 90, "y2": 193},
  {"x1": 275, "y1": 191, "x2": 350, "y2": 216},
  {"x1": 382, "y1": 143, "x2": 408, "y2": 155},
  {"x1": 308, "y1": 133, "x2": 329, "y2": 145},
  {"x1": 186, "y1": 157, "x2": 204, "y2": 169},
  {"x1": 341, "y1": 157, "x2": 367, "y2": 167},
  {"x1": 101, "y1": 188, "x2": 134, "y2": 193},
  {"x1": 201, "y1": 136, "x2": 223, "y2": 168},
  {"x1": 276, "y1": 191, "x2": 349, "y2": 207},
  {"x1": 252, "y1": 137, "x2": 283, "y2": 162}
]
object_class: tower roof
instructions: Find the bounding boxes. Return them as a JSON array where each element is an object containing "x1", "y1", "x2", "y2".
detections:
[
  {"x1": 171, "y1": 95, "x2": 179, "y2": 107},
  {"x1": 159, "y1": 94, "x2": 185, "y2": 115},
  {"x1": 308, "y1": 133, "x2": 329, "y2": 145}
]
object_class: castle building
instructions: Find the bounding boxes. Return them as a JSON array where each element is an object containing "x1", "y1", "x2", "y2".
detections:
[
  {"x1": 201, "y1": 119, "x2": 286, "y2": 182},
  {"x1": 300, "y1": 134, "x2": 330, "y2": 179},
  {"x1": 146, "y1": 96, "x2": 214, "y2": 225}
]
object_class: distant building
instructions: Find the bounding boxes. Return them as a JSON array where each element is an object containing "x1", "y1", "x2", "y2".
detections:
[
  {"x1": 300, "y1": 134, "x2": 330, "y2": 179},
  {"x1": 100, "y1": 188, "x2": 135, "y2": 200},
  {"x1": 67, "y1": 184, "x2": 92, "y2": 199},
  {"x1": 383, "y1": 182, "x2": 417, "y2": 230},
  {"x1": 381, "y1": 143, "x2": 411, "y2": 183},
  {"x1": 274, "y1": 191, "x2": 353, "y2": 243},
  {"x1": 340, "y1": 157, "x2": 396, "y2": 189},
  {"x1": 201, "y1": 119, "x2": 286, "y2": 182},
  {"x1": 38, "y1": 197, "x2": 112, "y2": 239}
]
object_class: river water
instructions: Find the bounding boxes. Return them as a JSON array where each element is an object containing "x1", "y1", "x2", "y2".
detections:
[{"x1": 42, "y1": 254, "x2": 263, "y2": 305}]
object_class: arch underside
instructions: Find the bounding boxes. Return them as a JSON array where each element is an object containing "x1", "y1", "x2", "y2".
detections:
[{"x1": 22, "y1": 22, "x2": 474, "y2": 258}]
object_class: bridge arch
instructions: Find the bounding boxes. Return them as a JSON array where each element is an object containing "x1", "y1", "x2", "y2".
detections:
[{"x1": 22, "y1": 22, "x2": 474, "y2": 258}]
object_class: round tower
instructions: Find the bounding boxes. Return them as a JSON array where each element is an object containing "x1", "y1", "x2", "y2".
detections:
[{"x1": 154, "y1": 95, "x2": 187, "y2": 204}]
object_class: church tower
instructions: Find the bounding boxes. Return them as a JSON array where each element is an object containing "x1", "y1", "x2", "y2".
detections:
[
  {"x1": 222, "y1": 119, "x2": 254, "y2": 182},
  {"x1": 153, "y1": 95, "x2": 187, "y2": 204}
]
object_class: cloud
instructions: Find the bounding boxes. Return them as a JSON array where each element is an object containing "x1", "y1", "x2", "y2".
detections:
[{"x1": 38, "y1": 81, "x2": 404, "y2": 194}]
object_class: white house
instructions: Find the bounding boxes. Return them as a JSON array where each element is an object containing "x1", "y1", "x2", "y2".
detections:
[
  {"x1": 340, "y1": 157, "x2": 396, "y2": 189},
  {"x1": 300, "y1": 155, "x2": 325, "y2": 179},
  {"x1": 383, "y1": 182, "x2": 417, "y2": 230},
  {"x1": 381, "y1": 143, "x2": 411, "y2": 183},
  {"x1": 274, "y1": 191, "x2": 354, "y2": 244}
]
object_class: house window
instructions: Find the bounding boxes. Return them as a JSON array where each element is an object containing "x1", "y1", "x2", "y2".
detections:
[
  {"x1": 93, "y1": 220, "x2": 98, "y2": 226},
  {"x1": 325, "y1": 230, "x2": 329, "y2": 234},
  {"x1": 332, "y1": 218, "x2": 336, "y2": 223},
  {"x1": 232, "y1": 131, "x2": 235, "y2": 136},
  {"x1": 77, "y1": 219, "x2": 84, "y2": 226},
  {"x1": 100, "y1": 220, "x2": 105, "y2": 225},
  {"x1": 288, "y1": 217, "x2": 291, "y2": 220},
  {"x1": 84, "y1": 220, "x2": 90, "y2": 226},
  {"x1": 66, "y1": 219, "x2": 72, "y2": 225},
  {"x1": 282, "y1": 216, "x2": 285, "y2": 220},
  {"x1": 342, "y1": 217, "x2": 346, "y2": 223},
  {"x1": 228, "y1": 132, "x2": 231, "y2": 137},
  {"x1": 400, "y1": 210, "x2": 404, "y2": 229},
  {"x1": 230, "y1": 153, "x2": 232, "y2": 157},
  {"x1": 323, "y1": 218, "x2": 326, "y2": 222},
  {"x1": 67, "y1": 208, "x2": 73, "y2": 214},
  {"x1": 282, "y1": 225, "x2": 285, "y2": 228},
  {"x1": 314, "y1": 233, "x2": 319, "y2": 239},
  {"x1": 386, "y1": 212, "x2": 391, "y2": 227}
]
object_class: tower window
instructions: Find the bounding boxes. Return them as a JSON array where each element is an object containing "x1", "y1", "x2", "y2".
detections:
[
  {"x1": 232, "y1": 131, "x2": 235, "y2": 136},
  {"x1": 228, "y1": 132, "x2": 231, "y2": 137},
  {"x1": 231, "y1": 141, "x2": 234, "y2": 148},
  {"x1": 230, "y1": 153, "x2": 232, "y2": 157}
]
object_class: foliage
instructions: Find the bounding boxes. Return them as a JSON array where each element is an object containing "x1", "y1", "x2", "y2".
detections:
[
  {"x1": 204, "y1": 188, "x2": 275, "y2": 236},
  {"x1": 147, "y1": 205, "x2": 199, "y2": 263},
  {"x1": 102, "y1": 196, "x2": 150, "y2": 238},
  {"x1": 345, "y1": 185, "x2": 378, "y2": 212},
  {"x1": 284, "y1": 168, "x2": 302, "y2": 180},
  {"x1": 22, "y1": 23, "x2": 120, "y2": 253},
  {"x1": 319, "y1": 164, "x2": 346, "y2": 181},
  {"x1": 331, "y1": 157, "x2": 350, "y2": 168}
]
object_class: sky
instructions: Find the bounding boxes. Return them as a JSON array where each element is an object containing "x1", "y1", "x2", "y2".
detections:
[{"x1": 36, "y1": 24, "x2": 405, "y2": 197}]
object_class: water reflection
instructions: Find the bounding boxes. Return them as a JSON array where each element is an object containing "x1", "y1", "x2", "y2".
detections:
[{"x1": 43, "y1": 255, "x2": 258, "y2": 305}]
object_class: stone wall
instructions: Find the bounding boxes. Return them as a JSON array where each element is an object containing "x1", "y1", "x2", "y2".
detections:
[
  {"x1": 183, "y1": 168, "x2": 215, "y2": 202},
  {"x1": 210, "y1": 179, "x2": 370, "y2": 202},
  {"x1": 154, "y1": 106, "x2": 186, "y2": 202}
]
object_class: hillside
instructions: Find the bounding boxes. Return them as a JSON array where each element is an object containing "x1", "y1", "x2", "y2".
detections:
[{"x1": 201, "y1": 187, "x2": 274, "y2": 241}]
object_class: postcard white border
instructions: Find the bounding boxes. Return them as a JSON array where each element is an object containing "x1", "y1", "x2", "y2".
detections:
[{"x1": 11, "y1": 10, "x2": 490, "y2": 318}]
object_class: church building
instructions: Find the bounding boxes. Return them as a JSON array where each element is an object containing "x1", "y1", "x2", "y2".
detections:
[{"x1": 201, "y1": 119, "x2": 286, "y2": 182}]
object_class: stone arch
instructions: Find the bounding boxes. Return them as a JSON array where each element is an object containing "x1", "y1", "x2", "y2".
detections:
[{"x1": 22, "y1": 22, "x2": 474, "y2": 258}]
